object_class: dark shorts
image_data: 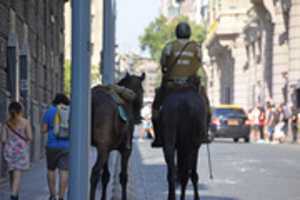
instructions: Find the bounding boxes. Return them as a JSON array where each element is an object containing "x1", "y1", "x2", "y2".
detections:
[{"x1": 46, "y1": 148, "x2": 69, "y2": 171}]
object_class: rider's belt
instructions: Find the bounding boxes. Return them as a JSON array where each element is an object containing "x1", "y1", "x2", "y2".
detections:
[{"x1": 167, "y1": 77, "x2": 189, "y2": 85}]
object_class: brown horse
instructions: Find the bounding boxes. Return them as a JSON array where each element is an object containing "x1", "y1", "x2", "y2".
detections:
[{"x1": 90, "y1": 73, "x2": 145, "y2": 200}]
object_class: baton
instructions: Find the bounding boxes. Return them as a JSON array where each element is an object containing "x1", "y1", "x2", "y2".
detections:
[{"x1": 206, "y1": 143, "x2": 213, "y2": 180}]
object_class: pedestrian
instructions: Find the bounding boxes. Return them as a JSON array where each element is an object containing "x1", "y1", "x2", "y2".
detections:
[
  {"x1": 0, "y1": 102, "x2": 32, "y2": 200},
  {"x1": 140, "y1": 103, "x2": 154, "y2": 140},
  {"x1": 271, "y1": 105, "x2": 286, "y2": 144},
  {"x1": 281, "y1": 103, "x2": 291, "y2": 136},
  {"x1": 266, "y1": 103, "x2": 275, "y2": 143},
  {"x1": 250, "y1": 105, "x2": 261, "y2": 142},
  {"x1": 42, "y1": 94, "x2": 70, "y2": 200},
  {"x1": 258, "y1": 106, "x2": 266, "y2": 141},
  {"x1": 291, "y1": 106, "x2": 299, "y2": 143}
]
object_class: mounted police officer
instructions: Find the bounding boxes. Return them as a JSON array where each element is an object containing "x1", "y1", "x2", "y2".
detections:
[{"x1": 151, "y1": 22, "x2": 211, "y2": 147}]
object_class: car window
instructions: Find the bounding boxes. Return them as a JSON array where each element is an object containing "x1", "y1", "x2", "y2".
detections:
[{"x1": 213, "y1": 108, "x2": 246, "y2": 118}]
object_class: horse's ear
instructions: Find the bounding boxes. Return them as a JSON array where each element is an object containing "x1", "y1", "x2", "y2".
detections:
[
  {"x1": 125, "y1": 72, "x2": 130, "y2": 79},
  {"x1": 140, "y1": 72, "x2": 146, "y2": 81}
]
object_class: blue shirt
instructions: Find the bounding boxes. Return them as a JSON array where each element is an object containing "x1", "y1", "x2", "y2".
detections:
[{"x1": 43, "y1": 105, "x2": 70, "y2": 149}]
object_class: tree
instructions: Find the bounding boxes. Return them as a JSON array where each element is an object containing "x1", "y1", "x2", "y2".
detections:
[
  {"x1": 139, "y1": 15, "x2": 206, "y2": 61},
  {"x1": 64, "y1": 60, "x2": 101, "y2": 95}
]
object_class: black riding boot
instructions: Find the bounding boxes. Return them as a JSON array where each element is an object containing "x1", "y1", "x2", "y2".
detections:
[
  {"x1": 151, "y1": 110, "x2": 163, "y2": 147},
  {"x1": 200, "y1": 88, "x2": 212, "y2": 144},
  {"x1": 48, "y1": 195, "x2": 57, "y2": 200},
  {"x1": 10, "y1": 195, "x2": 19, "y2": 200},
  {"x1": 151, "y1": 87, "x2": 164, "y2": 148}
]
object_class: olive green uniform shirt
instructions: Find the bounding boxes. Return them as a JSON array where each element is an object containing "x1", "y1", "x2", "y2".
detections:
[{"x1": 160, "y1": 39, "x2": 202, "y2": 80}]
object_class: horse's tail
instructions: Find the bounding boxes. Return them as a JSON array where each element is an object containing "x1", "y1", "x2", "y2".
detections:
[{"x1": 176, "y1": 102, "x2": 197, "y2": 180}]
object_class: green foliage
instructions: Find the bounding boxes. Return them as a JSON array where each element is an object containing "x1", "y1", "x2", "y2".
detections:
[
  {"x1": 64, "y1": 60, "x2": 71, "y2": 95},
  {"x1": 64, "y1": 61, "x2": 101, "y2": 95},
  {"x1": 139, "y1": 15, "x2": 206, "y2": 61}
]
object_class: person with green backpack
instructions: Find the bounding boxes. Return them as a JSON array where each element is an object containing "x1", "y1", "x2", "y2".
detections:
[{"x1": 42, "y1": 94, "x2": 70, "y2": 200}]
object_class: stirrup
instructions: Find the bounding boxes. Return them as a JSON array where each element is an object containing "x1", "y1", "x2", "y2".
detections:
[{"x1": 151, "y1": 138, "x2": 163, "y2": 148}]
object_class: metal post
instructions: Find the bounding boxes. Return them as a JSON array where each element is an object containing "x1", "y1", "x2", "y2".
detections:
[
  {"x1": 102, "y1": 0, "x2": 116, "y2": 84},
  {"x1": 7, "y1": 35, "x2": 19, "y2": 101},
  {"x1": 7, "y1": 10, "x2": 19, "y2": 101},
  {"x1": 68, "y1": 0, "x2": 91, "y2": 199},
  {"x1": 20, "y1": 25, "x2": 30, "y2": 118}
]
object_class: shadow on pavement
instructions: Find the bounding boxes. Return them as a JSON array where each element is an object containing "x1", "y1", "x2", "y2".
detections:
[
  {"x1": 200, "y1": 196, "x2": 239, "y2": 200},
  {"x1": 129, "y1": 141, "x2": 214, "y2": 199}
]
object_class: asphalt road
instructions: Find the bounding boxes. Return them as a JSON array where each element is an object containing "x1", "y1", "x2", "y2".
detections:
[
  {"x1": 123, "y1": 139, "x2": 300, "y2": 200},
  {"x1": 1, "y1": 139, "x2": 300, "y2": 200}
]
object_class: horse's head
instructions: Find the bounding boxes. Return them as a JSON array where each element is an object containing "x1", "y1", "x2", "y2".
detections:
[{"x1": 118, "y1": 72, "x2": 146, "y2": 124}]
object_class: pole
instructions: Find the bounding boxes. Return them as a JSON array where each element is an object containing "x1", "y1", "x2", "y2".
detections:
[
  {"x1": 69, "y1": 0, "x2": 91, "y2": 199},
  {"x1": 206, "y1": 144, "x2": 214, "y2": 180},
  {"x1": 102, "y1": 0, "x2": 116, "y2": 84}
]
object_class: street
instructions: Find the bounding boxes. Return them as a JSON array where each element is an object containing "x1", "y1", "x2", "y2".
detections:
[
  {"x1": 125, "y1": 139, "x2": 300, "y2": 200},
  {"x1": 1, "y1": 139, "x2": 300, "y2": 200}
]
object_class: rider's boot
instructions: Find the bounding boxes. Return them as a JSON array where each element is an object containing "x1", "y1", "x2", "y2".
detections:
[
  {"x1": 201, "y1": 87, "x2": 212, "y2": 144},
  {"x1": 150, "y1": 87, "x2": 164, "y2": 148},
  {"x1": 151, "y1": 110, "x2": 163, "y2": 148}
]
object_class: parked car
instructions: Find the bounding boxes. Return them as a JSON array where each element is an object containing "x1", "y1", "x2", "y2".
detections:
[{"x1": 209, "y1": 104, "x2": 251, "y2": 143}]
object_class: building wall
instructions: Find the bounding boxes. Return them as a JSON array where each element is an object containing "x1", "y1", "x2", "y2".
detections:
[
  {"x1": 232, "y1": 37, "x2": 249, "y2": 109},
  {"x1": 0, "y1": 0, "x2": 65, "y2": 180},
  {"x1": 205, "y1": 0, "x2": 252, "y2": 106},
  {"x1": 136, "y1": 59, "x2": 159, "y2": 99},
  {"x1": 116, "y1": 53, "x2": 159, "y2": 99},
  {"x1": 272, "y1": 0, "x2": 290, "y2": 104},
  {"x1": 289, "y1": 0, "x2": 300, "y2": 104},
  {"x1": 160, "y1": 0, "x2": 206, "y2": 23},
  {"x1": 205, "y1": 0, "x2": 300, "y2": 110}
]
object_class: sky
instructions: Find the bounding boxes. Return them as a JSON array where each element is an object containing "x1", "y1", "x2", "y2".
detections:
[{"x1": 116, "y1": 0, "x2": 161, "y2": 55}]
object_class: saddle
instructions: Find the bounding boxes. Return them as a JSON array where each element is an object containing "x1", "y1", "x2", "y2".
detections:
[{"x1": 95, "y1": 85, "x2": 136, "y2": 122}]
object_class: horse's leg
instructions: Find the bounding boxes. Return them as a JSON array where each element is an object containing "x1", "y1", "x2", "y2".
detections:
[
  {"x1": 120, "y1": 148, "x2": 132, "y2": 200},
  {"x1": 90, "y1": 149, "x2": 108, "y2": 200},
  {"x1": 177, "y1": 150, "x2": 189, "y2": 200},
  {"x1": 190, "y1": 148, "x2": 200, "y2": 200},
  {"x1": 101, "y1": 162, "x2": 110, "y2": 200},
  {"x1": 163, "y1": 146, "x2": 176, "y2": 200}
]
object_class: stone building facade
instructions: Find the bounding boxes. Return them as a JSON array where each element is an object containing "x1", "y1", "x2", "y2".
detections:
[
  {"x1": 65, "y1": 0, "x2": 103, "y2": 85},
  {"x1": 160, "y1": 0, "x2": 206, "y2": 23},
  {"x1": 205, "y1": 0, "x2": 300, "y2": 109},
  {"x1": 205, "y1": 0, "x2": 252, "y2": 106},
  {"x1": 135, "y1": 59, "x2": 159, "y2": 99},
  {"x1": 115, "y1": 53, "x2": 159, "y2": 99},
  {"x1": 0, "y1": 0, "x2": 65, "y2": 180}
]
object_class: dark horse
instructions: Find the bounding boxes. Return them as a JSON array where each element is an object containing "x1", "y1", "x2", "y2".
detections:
[
  {"x1": 90, "y1": 73, "x2": 145, "y2": 200},
  {"x1": 159, "y1": 88, "x2": 208, "y2": 200}
]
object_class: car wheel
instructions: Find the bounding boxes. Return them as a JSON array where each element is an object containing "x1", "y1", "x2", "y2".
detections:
[
  {"x1": 233, "y1": 138, "x2": 239, "y2": 143},
  {"x1": 244, "y1": 137, "x2": 250, "y2": 143}
]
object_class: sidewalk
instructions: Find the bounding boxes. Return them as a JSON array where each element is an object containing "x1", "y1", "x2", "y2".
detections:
[
  {"x1": 0, "y1": 149, "x2": 120, "y2": 200},
  {"x1": 0, "y1": 159, "x2": 50, "y2": 200}
]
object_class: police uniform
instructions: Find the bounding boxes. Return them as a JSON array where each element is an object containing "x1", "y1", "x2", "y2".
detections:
[{"x1": 161, "y1": 39, "x2": 202, "y2": 81}]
